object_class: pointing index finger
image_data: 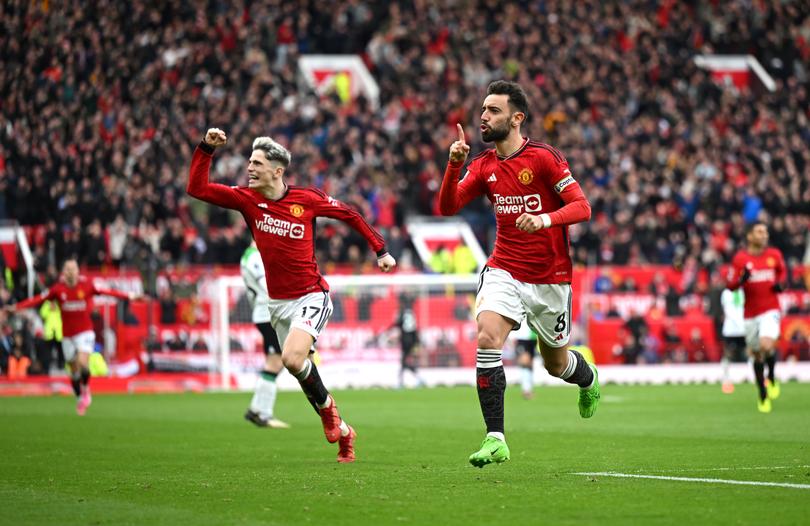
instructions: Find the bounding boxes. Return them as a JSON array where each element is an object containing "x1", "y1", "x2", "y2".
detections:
[{"x1": 456, "y1": 123, "x2": 466, "y2": 144}]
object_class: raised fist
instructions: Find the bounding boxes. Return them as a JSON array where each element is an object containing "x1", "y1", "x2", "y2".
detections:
[
  {"x1": 204, "y1": 128, "x2": 227, "y2": 147},
  {"x1": 377, "y1": 253, "x2": 397, "y2": 273}
]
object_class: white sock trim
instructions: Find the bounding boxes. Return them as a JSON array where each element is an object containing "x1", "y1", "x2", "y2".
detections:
[
  {"x1": 477, "y1": 348, "x2": 503, "y2": 369},
  {"x1": 295, "y1": 358, "x2": 312, "y2": 380},
  {"x1": 559, "y1": 350, "x2": 577, "y2": 380},
  {"x1": 487, "y1": 431, "x2": 506, "y2": 442},
  {"x1": 317, "y1": 394, "x2": 332, "y2": 409}
]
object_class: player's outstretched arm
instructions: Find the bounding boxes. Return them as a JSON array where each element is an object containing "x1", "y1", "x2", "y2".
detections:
[
  {"x1": 8, "y1": 290, "x2": 53, "y2": 312},
  {"x1": 440, "y1": 123, "x2": 480, "y2": 216},
  {"x1": 93, "y1": 287, "x2": 141, "y2": 301},
  {"x1": 312, "y1": 189, "x2": 394, "y2": 272},
  {"x1": 186, "y1": 128, "x2": 243, "y2": 209}
]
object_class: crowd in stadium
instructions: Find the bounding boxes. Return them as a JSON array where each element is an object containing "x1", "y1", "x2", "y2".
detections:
[{"x1": 1, "y1": 0, "x2": 808, "y2": 289}]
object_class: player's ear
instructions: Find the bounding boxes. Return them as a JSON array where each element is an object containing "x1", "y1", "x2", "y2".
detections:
[{"x1": 511, "y1": 111, "x2": 525, "y2": 129}]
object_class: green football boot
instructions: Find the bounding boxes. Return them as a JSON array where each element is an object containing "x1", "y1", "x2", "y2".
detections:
[
  {"x1": 468, "y1": 436, "x2": 510, "y2": 468},
  {"x1": 578, "y1": 364, "x2": 601, "y2": 418},
  {"x1": 766, "y1": 380, "x2": 780, "y2": 400}
]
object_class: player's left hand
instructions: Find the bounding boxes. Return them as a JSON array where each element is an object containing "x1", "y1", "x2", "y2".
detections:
[
  {"x1": 515, "y1": 213, "x2": 544, "y2": 233},
  {"x1": 377, "y1": 253, "x2": 397, "y2": 273}
]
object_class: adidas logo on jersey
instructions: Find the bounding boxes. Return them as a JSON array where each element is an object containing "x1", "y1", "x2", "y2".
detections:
[
  {"x1": 487, "y1": 173, "x2": 497, "y2": 183},
  {"x1": 554, "y1": 333, "x2": 565, "y2": 342},
  {"x1": 257, "y1": 203, "x2": 268, "y2": 208}
]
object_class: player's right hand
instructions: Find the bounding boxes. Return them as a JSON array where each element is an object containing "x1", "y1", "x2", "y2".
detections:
[
  {"x1": 204, "y1": 128, "x2": 227, "y2": 147},
  {"x1": 449, "y1": 123, "x2": 470, "y2": 164}
]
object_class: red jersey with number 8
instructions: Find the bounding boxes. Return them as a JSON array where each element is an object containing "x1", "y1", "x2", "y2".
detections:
[{"x1": 450, "y1": 139, "x2": 583, "y2": 284}]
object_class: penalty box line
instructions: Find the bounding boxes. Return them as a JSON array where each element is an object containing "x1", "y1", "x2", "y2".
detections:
[{"x1": 572, "y1": 472, "x2": 810, "y2": 490}]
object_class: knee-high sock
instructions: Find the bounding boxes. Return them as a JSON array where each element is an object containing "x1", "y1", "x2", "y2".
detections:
[
  {"x1": 294, "y1": 359, "x2": 329, "y2": 412},
  {"x1": 250, "y1": 370, "x2": 279, "y2": 419},
  {"x1": 80, "y1": 367, "x2": 90, "y2": 393},
  {"x1": 476, "y1": 349, "x2": 506, "y2": 435},
  {"x1": 558, "y1": 350, "x2": 594, "y2": 388},
  {"x1": 71, "y1": 374, "x2": 81, "y2": 397},
  {"x1": 753, "y1": 360, "x2": 767, "y2": 400},
  {"x1": 765, "y1": 352, "x2": 776, "y2": 384}
]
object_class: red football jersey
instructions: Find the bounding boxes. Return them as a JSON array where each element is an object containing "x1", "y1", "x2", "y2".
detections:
[
  {"x1": 443, "y1": 139, "x2": 587, "y2": 284},
  {"x1": 15, "y1": 277, "x2": 130, "y2": 337},
  {"x1": 188, "y1": 145, "x2": 386, "y2": 299},
  {"x1": 727, "y1": 247, "x2": 786, "y2": 318}
]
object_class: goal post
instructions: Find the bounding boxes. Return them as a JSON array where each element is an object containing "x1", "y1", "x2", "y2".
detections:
[{"x1": 0, "y1": 221, "x2": 36, "y2": 298}]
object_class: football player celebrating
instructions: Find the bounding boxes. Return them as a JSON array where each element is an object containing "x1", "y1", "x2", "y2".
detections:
[
  {"x1": 727, "y1": 221, "x2": 786, "y2": 413},
  {"x1": 7, "y1": 258, "x2": 137, "y2": 415},
  {"x1": 188, "y1": 128, "x2": 396, "y2": 462},
  {"x1": 439, "y1": 80, "x2": 597, "y2": 468}
]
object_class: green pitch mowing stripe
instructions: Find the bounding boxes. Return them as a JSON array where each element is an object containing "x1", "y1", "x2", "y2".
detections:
[{"x1": 1, "y1": 383, "x2": 809, "y2": 525}]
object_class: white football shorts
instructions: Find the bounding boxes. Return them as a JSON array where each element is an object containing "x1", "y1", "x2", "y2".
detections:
[
  {"x1": 744, "y1": 309, "x2": 781, "y2": 351},
  {"x1": 62, "y1": 330, "x2": 96, "y2": 362},
  {"x1": 475, "y1": 267, "x2": 572, "y2": 348},
  {"x1": 267, "y1": 291, "x2": 333, "y2": 350}
]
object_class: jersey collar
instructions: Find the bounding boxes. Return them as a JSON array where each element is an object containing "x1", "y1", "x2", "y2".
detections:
[{"x1": 496, "y1": 137, "x2": 530, "y2": 161}]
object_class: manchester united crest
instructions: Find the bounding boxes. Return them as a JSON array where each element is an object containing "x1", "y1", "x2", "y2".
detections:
[
  {"x1": 766, "y1": 257, "x2": 775, "y2": 267},
  {"x1": 517, "y1": 168, "x2": 534, "y2": 185},
  {"x1": 77, "y1": 290, "x2": 85, "y2": 299},
  {"x1": 290, "y1": 204, "x2": 304, "y2": 217}
]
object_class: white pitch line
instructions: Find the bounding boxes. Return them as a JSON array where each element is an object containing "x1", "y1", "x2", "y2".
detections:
[
  {"x1": 573, "y1": 472, "x2": 810, "y2": 490},
  {"x1": 662, "y1": 465, "x2": 810, "y2": 473}
]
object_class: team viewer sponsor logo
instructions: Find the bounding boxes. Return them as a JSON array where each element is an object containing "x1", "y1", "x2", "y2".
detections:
[
  {"x1": 749, "y1": 269, "x2": 776, "y2": 283},
  {"x1": 255, "y1": 213, "x2": 305, "y2": 239},
  {"x1": 62, "y1": 300, "x2": 88, "y2": 311},
  {"x1": 493, "y1": 193, "x2": 542, "y2": 215}
]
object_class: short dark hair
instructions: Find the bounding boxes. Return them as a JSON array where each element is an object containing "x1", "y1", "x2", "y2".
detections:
[
  {"x1": 746, "y1": 221, "x2": 766, "y2": 235},
  {"x1": 486, "y1": 80, "x2": 529, "y2": 121}
]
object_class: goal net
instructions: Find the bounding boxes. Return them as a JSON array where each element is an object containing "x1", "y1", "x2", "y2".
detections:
[{"x1": 210, "y1": 273, "x2": 485, "y2": 390}]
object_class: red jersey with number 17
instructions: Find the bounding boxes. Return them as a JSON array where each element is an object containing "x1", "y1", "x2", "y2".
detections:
[
  {"x1": 14, "y1": 277, "x2": 130, "y2": 337},
  {"x1": 187, "y1": 145, "x2": 387, "y2": 299},
  {"x1": 727, "y1": 247, "x2": 785, "y2": 318},
  {"x1": 448, "y1": 139, "x2": 586, "y2": 284}
]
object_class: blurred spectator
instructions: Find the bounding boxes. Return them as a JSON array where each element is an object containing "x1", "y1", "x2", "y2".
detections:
[
  {"x1": 662, "y1": 322, "x2": 687, "y2": 363},
  {"x1": 0, "y1": 0, "x2": 804, "y2": 274},
  {"x1": 686, "y1": 327, "x2": 708, "y2": 363},
  {"x1": 624, "y1": 310, "x2": 648, "y2": 350},
  {"x1": 429, "y1": 245, "x2": 453, "y2": 274},
  {"x1": 7, "y1": 331, "x2": 32, "y2": 379},
  {"x1": 159, "y1": 288, "x2": 178, "y2": 325},
  {"x1": 179, "y1": 293, "x2": 208, "y2": 325},
  {"x1": 38, "y1": 299, "x2": 63, "y2": 372},
  {"x1": 452, "y1": 244, "x2": 478, "y2": 275},
  {"x1": 638, "y1": 327, "x2": 662, "y2": 364}
]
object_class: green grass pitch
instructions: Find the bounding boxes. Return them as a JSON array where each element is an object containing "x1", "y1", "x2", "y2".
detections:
[{"x1": 2, "y1": 383, "x2": 809, "y2": 525}]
